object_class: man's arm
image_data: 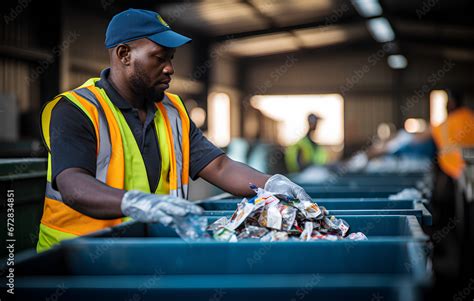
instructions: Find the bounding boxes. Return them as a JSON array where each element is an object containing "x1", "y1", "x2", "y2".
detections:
[
  {"x1": 49, "y1": 100, "x2": 201, "y2": 224},
  {"x1": 198, "y1": 155, "x2": 271, "y2": 197},
  {"x1": 56, "y1": 167, "x2": 202, "y2": 224},
  {"x1": 49, "y1": 99, "x2": 124, "y2": 219},
  {"x1": 56, "y1": 168, "x2": 125, "y2": 219}
]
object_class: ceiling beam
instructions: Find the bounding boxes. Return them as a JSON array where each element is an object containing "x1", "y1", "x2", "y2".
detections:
[
  {"x1": 241, "y1": 0, "x2": 278, "y2": 28},
  {"x1": 213, "y1": 15, "x2": 363, "y2": 42},
  {"x1": 402, "y1": 42, "x2": 474, "y2": 61}
]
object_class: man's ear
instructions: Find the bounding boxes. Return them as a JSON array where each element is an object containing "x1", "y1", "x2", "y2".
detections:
[{"x1": 115, "y1": 44, "x2": 131, "y2": 66}]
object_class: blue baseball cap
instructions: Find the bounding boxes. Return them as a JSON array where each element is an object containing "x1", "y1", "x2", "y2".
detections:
[{"x1": 105, "y1": 8, "x2": 191, "y2": 49}]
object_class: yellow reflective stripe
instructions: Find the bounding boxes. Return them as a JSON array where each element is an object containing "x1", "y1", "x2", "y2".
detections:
[
  {"x1": 47, "y1": 153, "x2": 52, "y2": 182},
  {"x1": 117, "y1": 110, "x2": 150, "y2": 192},
  {"x1": 36, "y1": 223, "x2": 77, "y2": 253},
  {"x1": 78, "y1": 77, "x2": 100, "y2": 89},
  {"x1": 154, "y1": 106, "x2": 172, "y2": 194},
  {"x1": 40, "y1": 96, "x2": 62, "y2": 151}
]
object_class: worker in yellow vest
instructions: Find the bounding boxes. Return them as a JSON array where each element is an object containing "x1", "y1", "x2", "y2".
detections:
[
  {"x1": 37, "y1": 9, "x2": 312, "y2": 252},
  {"x1": 285, "y1": 114, "x2": 328, "y2": 173}
]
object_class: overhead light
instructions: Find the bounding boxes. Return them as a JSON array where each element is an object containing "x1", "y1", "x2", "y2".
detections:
[
  {"x1": 387, "y1": 54, "x2": 407, "y2": 69},
  {"x1": 367, "y1": 17, "x2": 395, "y2": 43},
  {"x1": 351, "y1": 0, "x2": 383, "y2": 17},
  {"x1": 377, "y1": 122, "x2": 394, "y2": 140},
  {"x1": 430, "y1": 90, "x2": 448, "y2": 126},
  {"x1": 208, "y1": 93, "x2": 231, "y2": 147},
  {"x1": 224, "y1": 32, "x2": 299, "y2": 57},
  {"x1": 293, "y1": 26, "x2": 348, "y2": 48},
  {"x1": 190, "y1": 107, "x2": 206, "y2": 128},
  {"x1": 404, "y1": 118, "x2": 427, "y2": 134}
]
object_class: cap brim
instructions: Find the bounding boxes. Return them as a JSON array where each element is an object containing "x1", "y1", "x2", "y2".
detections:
[{"x1": 148, "y1": 30, "x2": 192, "y2": 48}]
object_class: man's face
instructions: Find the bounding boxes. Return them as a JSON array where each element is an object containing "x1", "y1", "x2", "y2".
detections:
[
  {"x1": 308, "y1": 116, "x2": 318, "y2": 131},
  {"x1": 126, "y1": 38, "x2": 175, "y2": 102}
]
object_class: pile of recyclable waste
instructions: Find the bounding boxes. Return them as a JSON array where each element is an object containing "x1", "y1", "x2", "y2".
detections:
[{"x1": 206, "y1": 185, "x2": 367, "y2": 242}]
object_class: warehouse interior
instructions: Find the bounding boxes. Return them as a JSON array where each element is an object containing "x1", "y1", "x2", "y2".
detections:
[{"x1": 1, "y1": 0, "x2": 474, "y2": 300}]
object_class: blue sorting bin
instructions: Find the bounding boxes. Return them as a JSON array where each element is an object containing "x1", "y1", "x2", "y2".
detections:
[
  {"x1": 11, "y1": 239, "x2": 430, "y2": 301},
  {"x1": 304, "y1": 187, "x2": 409, "y2": 198},
  {"x1": 198, "y1": 199, "x2": 432, "y2": 225},
  {"x1": 75, "y1": 215, "x2": 427, "y2": 241},
  {"x1": 295, "y1": 175, "x2": 425, "y2": 186},
  {"x1": 198, "y1": 198, "x2": 420, "y2": 210}
]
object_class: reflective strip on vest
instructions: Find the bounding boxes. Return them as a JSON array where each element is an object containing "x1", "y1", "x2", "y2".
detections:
[
  {"x1": 74, "y1": 88, "x2": 112, "y2": 183},
  {"x1": 159, "y1": 96, "x2": 190, "y2": 199}
]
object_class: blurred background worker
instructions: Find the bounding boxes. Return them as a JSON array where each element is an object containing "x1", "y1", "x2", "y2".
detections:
[
  {"x1": 432, "y1": 90, "x2": 474, "y2": 181},
  {"x1": 285, "y1": 114, "x2": 328, "y2": 173},
  {"x1": 430, "y1": 90, "x2": 474, "y2": 292},
  {"x1": 431, "y1": 89, "x2": 474, "y2": 217}
]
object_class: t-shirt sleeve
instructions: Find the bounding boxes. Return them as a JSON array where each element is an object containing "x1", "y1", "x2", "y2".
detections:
[
  {"x1": 188, "y1": 120, "x2": 224, "y2": 180},
  {"x1": 49, "y1": 97, "x2": 97, "y2": 189}
]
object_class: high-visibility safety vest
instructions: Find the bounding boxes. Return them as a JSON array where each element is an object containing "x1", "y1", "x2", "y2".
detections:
[
  {"x1": 432, "y1": 107, "x2": 474, "y2": 179},
  {"x1": 285, "y1": 136, "x2": 328, "y2": 173},
  {"x1": 37, "y1": 78, "x2": 190, "y2": 252}
]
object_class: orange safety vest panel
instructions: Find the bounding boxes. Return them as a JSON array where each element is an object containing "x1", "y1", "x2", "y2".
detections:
[{"x1": 432, "y1": 107, "x2": 474, "y2": 179}]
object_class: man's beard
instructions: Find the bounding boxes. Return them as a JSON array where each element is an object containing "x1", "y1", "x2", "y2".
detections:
[{"x1": 129, "y1": 62, "x2": 164, "y2": 104}]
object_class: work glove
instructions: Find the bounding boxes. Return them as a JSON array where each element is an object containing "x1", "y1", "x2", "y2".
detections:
[
  {"x1": 121, "y1": 190, "x2": 203, "y2": 226},
  {"x1": 264, "y1": 174, "x2": 312, "y2": 203}
]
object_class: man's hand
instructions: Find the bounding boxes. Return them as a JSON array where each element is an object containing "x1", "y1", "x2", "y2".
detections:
[
  {"x1": 264, "y1": 174, "x2": 312, "y2": 203},
  {"x1": 121, "y1": 190, "x2": 203, "y2": 225}
]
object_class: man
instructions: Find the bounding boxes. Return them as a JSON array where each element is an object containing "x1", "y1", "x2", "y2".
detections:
[
  {"x1": 431, "y1": 90, "x2": 474, "y2": 180},
  {"x1": 37, "y1": 8, "x2": 311, "y2": 252},
  {"x1": 430, "y1": 89, "x2": 474, "y2": 296},
  {"x1": 285, "y1": 113, "x2": 328, "y2": 173}
]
